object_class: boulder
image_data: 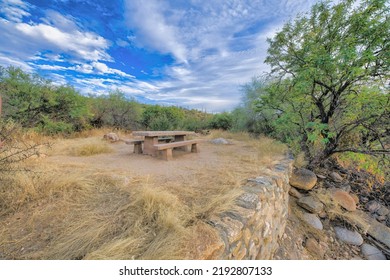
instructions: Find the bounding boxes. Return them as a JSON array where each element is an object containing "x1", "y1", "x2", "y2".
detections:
[
  {"x1": 377, "y1": 205, "x2": 390, "y2": 216},
  {"x1": 289, "y1": 168, "x2": 317, "y2": 191},
  {"x1": 334, "y1": 226, "x2": 363, "y2": 246},
  {"x1": 103, "y1": 132, "x2": 119, "y2": 142},
  {"x1": 297, "y1": 196, "x2": 324, "y2": 214},
  {"x1": 331, "y1": 189, "x2": 357, "y2": 211},
  {"x1": 365, "y1": 200, "x2": 381, "y2": 213},
  {"x1": 302, "y1": 213, "x2": 323, "y2": 230},
  {"x1": 210, "y1": 138, "x2": 230, "y2": 145},
  {"x1": 289, "y1": 187, "x2": 303, "y2": 198},
  {"x1": 361, "y1": 244, "x2": 386, "y2": 260}
]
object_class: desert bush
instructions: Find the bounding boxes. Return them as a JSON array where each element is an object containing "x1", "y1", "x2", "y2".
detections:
[
  {"x1": 209, "y1": 112, "x2": 233, "y2": 130},
  {"x1": 0, "y1": 119, "x2": 47, "y2": 172}
]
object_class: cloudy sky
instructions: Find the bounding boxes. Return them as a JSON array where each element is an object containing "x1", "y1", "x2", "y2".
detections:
[{"x1": 0, "y1": 0, "x2": 320, "y2": 112}]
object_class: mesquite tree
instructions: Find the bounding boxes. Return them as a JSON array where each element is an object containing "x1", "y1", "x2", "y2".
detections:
[{"x1": 263, "y1": 0, "x2": 389, "y2": 167}]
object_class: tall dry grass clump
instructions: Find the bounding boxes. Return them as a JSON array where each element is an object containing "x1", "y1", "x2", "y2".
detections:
[{"x1": 68, "y1": 142, "x2": 113, "y2": 156}]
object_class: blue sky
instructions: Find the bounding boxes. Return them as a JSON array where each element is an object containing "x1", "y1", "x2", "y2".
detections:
[{"x1": 0, "y1": 0, "x2": 320, "y2": 112}]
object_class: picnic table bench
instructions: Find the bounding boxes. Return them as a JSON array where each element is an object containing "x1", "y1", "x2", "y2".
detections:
[
  {"x1": 125, "y1": 139, "x2": 144, "y2": 154},
  {"x1": 125, "y1": 137, "x2": 175, "y2": 154},
  {"x1": 154, "y1": 139, "x2": 201, "y2": 161}
]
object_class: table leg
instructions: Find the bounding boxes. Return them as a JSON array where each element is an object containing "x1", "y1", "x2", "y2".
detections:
[
  {"x1": 174, "y1": 135, "x2": 187, "y2": 151},
  {"x1": 143, "y1": 136, "x2": 158, "y2": 156}
]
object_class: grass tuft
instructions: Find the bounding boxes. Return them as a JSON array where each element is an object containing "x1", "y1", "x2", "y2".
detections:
[{"x1": 68, "y1": 142, "x2": 113, "y2": 156}]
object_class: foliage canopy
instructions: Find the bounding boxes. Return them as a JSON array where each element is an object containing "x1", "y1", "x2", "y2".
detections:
[{"x1": 260, "y1": 0, "x2": 389, "y2": 167}]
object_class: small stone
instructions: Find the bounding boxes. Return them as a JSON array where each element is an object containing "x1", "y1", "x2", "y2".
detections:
[
  {"x1": 305, "y1": 238, "x2": 325, "y2": 258},
  {"x1": 334, "y1": 226, "x2": 363, "y2": 246},
  {"x1": 289, "y1": 187, "x2": 303, "y2": 198},
  {"x1": 365, "y1": 200, "x2": 381, "y2": 213},
  {"x1": 340, "y1": 184, "x2": 351, "y2": 193},
  {"x1": 361, "y1": 244, "x2": 386, "y2": 260},
  {"x1": 297, "y1": 196, "x2": 324, "y2": 213},
  {"x1": 318, "y1": 211, "x2": 327, "y2": 219},
  {"x1": 329, "y1": 171, "x2": 343, "y2": 182},
  {"x1": 302, "y1": 213, "x2": 323, "y2": 230},
  {"x1": 331, "y1": 190, "x2": 357, "y2": 211},
  {"x1": 289, "y1": 168, "x2": 317, "y2": 190},
  {"x1": 316, "y1": 174, "x2": 326, "y2": 179}
]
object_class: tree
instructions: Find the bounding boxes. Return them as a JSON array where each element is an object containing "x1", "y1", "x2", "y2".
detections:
[
  {"x1": 209, "y1": 112, "x2": 233, "y2": 130},
  {"x1": 232, "y1": 76, "x2": 277, "y2": 134},
  {"x1": 0, "y1": 66, "x2": 91, "y2": 134},
  {"x1": 263, "y1": 0, "x2": 389, "y2": 167},
  {"x1": 89, "y1": 90, "x2": 142, "y2": 130},
  {"x1": 141, "y1": 105, "x2": 185, "y2": 130}
]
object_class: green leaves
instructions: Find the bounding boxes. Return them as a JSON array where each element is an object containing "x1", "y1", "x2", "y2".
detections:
[{"x1": 259, "y1": 0, "x2": 390, "y2": 165}]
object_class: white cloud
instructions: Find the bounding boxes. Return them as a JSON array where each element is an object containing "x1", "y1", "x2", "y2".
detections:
[
  {"x1": 124, "y1": 0, "x2": 188, "y2": 63},
  {"x1": 0, "y1": 0, "x2": 31, "y2": 23},
  {"x1": 0, "y1": 6, "x2": 112, "y2": 65},
  {"x1": 36, "y1": 64, "x2": 68, "y2": 71},
  {"x1": 14, "y1": 22, "x2": 111, "y2": 61},
  {"x1": 121, "y1": 0, "x2": 319, "y2": 111},
  {"x1": 0, "y1": 54, "x2": 33, "y2": 71},
  {"x1": 91, "y1": 62, "x2": 135, "y2": 78}
]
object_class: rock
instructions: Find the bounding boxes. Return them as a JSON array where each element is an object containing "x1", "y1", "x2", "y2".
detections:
[
  {"x1": 289, "y1": 168, "x2": 317, "y2": 191},
  {"x1": 210, "y1": 138, "x2": 230, "y2": 145},
  {"x1": 377, "y1": 205, "x2": 390, "y2": 216},
  {"x1": 361, "y1": 244, "x2": 386, "y2": 260},
  {"x1": 365, "y1": 200, "x2": 381, "y2": 213},
  {"x1": 341, "y1": 210, "x2": 390, "y2": 248},
  {"x1": 103, "y1": 132, "x2": 119, "y2": 142},
  {"x1": 377, "y1": 215, "x2": 387, "y2": 222},
  {"x1": 289, "y1": 187, "x2": 303, "y2": 198},
  {"x1": 360, "y1": 196, "x2": 369, "y2": 203},
  {"x1": 329, "y1": 171, "x2": 343, "y2": 182},
  {"x1": 316, "y1": 174, "x2": 326, "y2": 179},
  {"x1": 305, "y1": 238, "x2": 325, "y2": 258},
  {"x1": 334, "y1": 226, "x2": 363, "y2": 246},
  {"x1": 331, "y1": 190, "x2": 357, "y2": 211},
  {"x1": 318, "y1": 211, "x2": 327, "y2": 219},
  {"x1": 340, "y1": 184, "x2": 351, "y2": 193},
  {"x1": 350, "y1": 193, "x2": 359, "y2": 204},
  {"x1": 297, "y1": 196, "x2": 324, "y2": 214},
  {"x1": 302, "y1": 213, "x2": 323, "y2": 230}
]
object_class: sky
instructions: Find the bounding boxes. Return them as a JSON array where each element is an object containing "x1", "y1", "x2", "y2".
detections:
[{"x1": 0, "y1": 0, "x2": 320, "y2": 112}]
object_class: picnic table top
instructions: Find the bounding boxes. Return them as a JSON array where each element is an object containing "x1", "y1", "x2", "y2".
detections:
[{"x1": 132, "y1": 131, "x2": 195, "y2": 137}]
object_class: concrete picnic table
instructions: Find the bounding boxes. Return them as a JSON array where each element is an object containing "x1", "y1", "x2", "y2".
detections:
[{"x1": 132, "y1": 131, "x2": 195, "y2": 156}]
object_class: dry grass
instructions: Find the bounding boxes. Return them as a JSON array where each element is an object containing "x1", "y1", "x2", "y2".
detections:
[
  {"x1": 0, "y1": 129, "x2": 288, "y2": 260},
  {"x1": 0, "y1": 168, "x2": 243, "y2": 260},
  {"x1": 68, "y1": 142, "x2": 113, "y2": 156}
]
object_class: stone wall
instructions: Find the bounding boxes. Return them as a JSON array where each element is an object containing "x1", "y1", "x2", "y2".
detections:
[{"x1": 199, "y1": 158, "x2": 293, "y2": 260}]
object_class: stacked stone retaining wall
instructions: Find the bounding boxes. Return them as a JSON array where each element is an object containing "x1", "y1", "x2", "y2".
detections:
[{"x1": 199, "y1": 158, "x2": 293, "y2": 259}]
